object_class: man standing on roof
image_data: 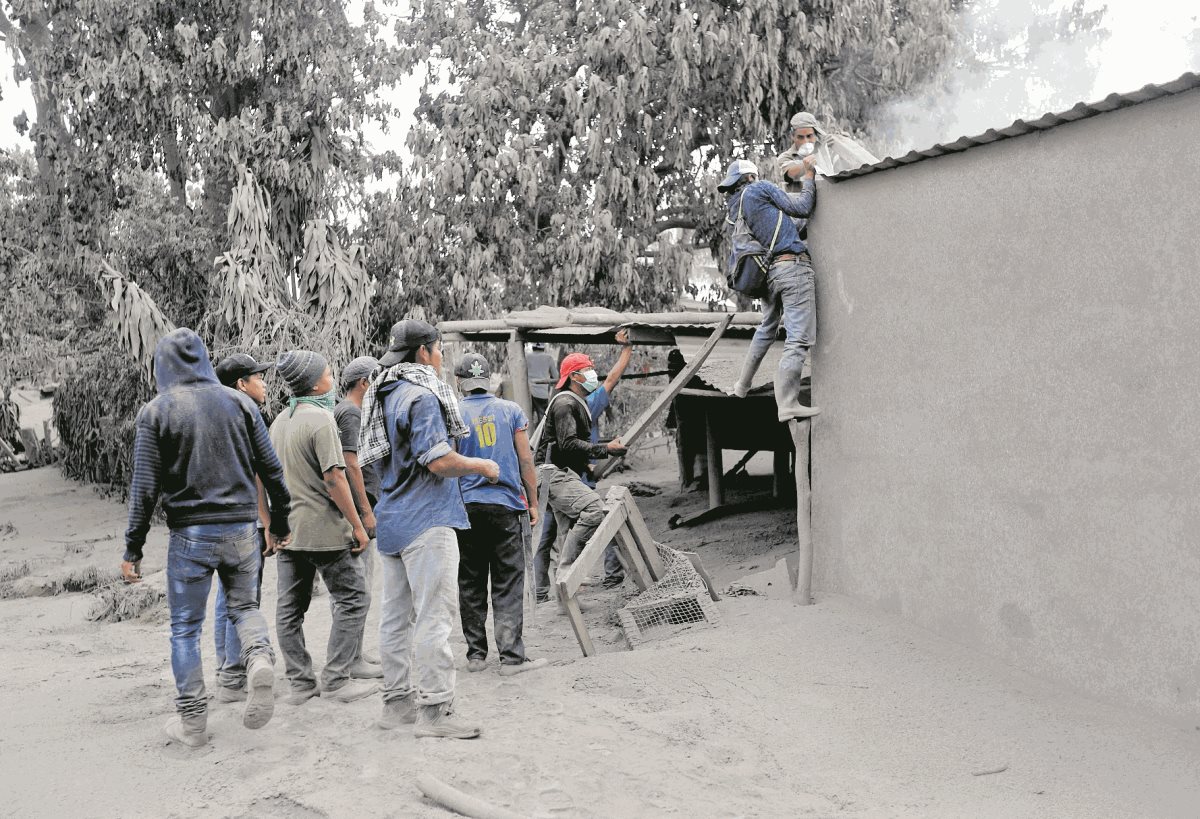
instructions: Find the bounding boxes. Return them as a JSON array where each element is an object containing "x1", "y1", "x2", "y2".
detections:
[
  {"x1": 122, "y1": 329, "x2": 291, "y2": 748},
  {"x1": 536, "y1": 343, "x2": 629, "y2": 599},
  {"x1": 453, "y1": 352, "x2": 547, "y2": 676},
  {"x1": 721, "y1": 157, "x2": 821, "y2": 421},
  {"x1": 777, "y1": 111, "x2": 878, "y2": 182},
  {"x1": 525, "y1": 343, "x2": 557, "y2": 427},
  {"x1": 362, "y1": 320, "x2": 499, "y2": 739},
  {"x1": 210, "y1": 353, "x2": 274, "y2": 703}
]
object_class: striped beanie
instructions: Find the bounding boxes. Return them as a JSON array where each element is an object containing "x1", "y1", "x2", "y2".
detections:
[{"x1": 276, "y1": 350, "x2": 328, "y2": 395}]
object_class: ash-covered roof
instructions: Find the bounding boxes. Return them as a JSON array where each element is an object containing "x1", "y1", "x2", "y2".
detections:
[{"x1": 829, "y1": 71, "x2": 1200, "y2": 182}]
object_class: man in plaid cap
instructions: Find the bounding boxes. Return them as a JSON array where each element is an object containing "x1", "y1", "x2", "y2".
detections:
[{"x1": 360, "y1": 319, "x2": 499, "y2": 739}]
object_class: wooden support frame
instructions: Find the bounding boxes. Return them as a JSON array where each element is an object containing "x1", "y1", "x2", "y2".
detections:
[{"x1": 555, "y1": 486, "x2": 666, "y2": 656}]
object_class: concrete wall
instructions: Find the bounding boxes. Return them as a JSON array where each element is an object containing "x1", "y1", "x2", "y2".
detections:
[{"x1": 808, "y1": 89, "x2": 1200, "y2": 720}]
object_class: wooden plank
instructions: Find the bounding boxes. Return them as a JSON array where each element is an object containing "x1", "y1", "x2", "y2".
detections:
[
  {"x1": 555, "y1": 489, "x2": 629, "y2": 599},
  {"x1": 558, "y1": 581, "x2": 596, "y2": 656},
  {"x1": 621, "y1": 492, "x2": 667, "y2": 580},
  {"x1": 615, "y1": 525, "x2": 653, "y2": 592},
  {"x1": 790, "y1": 418, "x2": 813, "y2": 605},
  {"x1": 705, "y1": 413, "x2": 724, "y2": 508},
  {"x1": 680, "y1": 551, "x2": 722, "y2": 602},
  {"x1": 505, "y1": 330, "x2": 533, "y2": 421},
  {"x1": 593, "y1": 314, "x2": 734, "y2": 480}
]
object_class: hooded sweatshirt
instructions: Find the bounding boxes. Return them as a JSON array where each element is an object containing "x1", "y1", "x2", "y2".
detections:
[{"x1": 123, "y1": 329, "x2": 291, "y2": 562}]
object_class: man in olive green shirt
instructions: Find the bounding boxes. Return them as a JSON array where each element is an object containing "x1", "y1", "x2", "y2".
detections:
[{"x1": 270, "y1": 350, "x2": 376, "y2": 704}]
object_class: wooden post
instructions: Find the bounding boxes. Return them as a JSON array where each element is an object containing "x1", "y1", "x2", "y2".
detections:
[
  {"x1": 505, "y1": 330, "x2": 533, "y2": 420},
  {"x1": 705, "y1": 411, "x2": 724, "y2": 509},
  {"x1": 790, "y1": 418, "x2": 813, "y2": 605}
]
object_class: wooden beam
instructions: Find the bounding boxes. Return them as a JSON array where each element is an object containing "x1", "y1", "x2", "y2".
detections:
[
  {"x1": 505, "y1": 330, "x2": 533, "y2": 420},
  {"x1": 558, "y1": 584, "x2": 596, "y2": 656},
  {"x1": 615, "y1": 526, "x2": 654, "y2": 592},
  {"x1": 790, "y1": 418, "x2": 813, "y2": 605},
  {"x1": 705, "y1": 413, "x2": 724, "y2": 509},
  {"x1": 593, "y1": 314, "x2": 734, "y2": 480},
  {"x1": 621, "y1": 491, "x2": 667, "y2": 579}
]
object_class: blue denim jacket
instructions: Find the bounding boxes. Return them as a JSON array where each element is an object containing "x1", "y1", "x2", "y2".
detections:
[{"x1": 725, "y1": 179, "x2": 816, "y2": 256}]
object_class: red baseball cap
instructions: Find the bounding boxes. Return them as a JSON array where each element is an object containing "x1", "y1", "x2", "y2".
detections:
[{"x1": 556, "y1": 353, "x2": 594, "y2": 389}]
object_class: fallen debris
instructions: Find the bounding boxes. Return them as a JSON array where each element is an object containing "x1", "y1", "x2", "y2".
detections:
[{"x1": 415, "y1": 773, "x2": 528, "y2": 819}]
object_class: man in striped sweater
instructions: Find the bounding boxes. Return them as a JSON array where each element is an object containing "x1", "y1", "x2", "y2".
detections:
[{"x1": 122, "y1": 328, "x2": 293, "y2": 748}]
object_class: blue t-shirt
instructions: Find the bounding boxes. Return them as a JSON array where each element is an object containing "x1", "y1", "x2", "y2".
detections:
[
  {"x1": 583, "y1": 386, "x2": 610, "y2": 488},
  {"x1": 458, "y1": 393, "x2": 529, "y2": 511},
  {"x1": 374, "y1": 381, "x2": 469, "y2": 554}
]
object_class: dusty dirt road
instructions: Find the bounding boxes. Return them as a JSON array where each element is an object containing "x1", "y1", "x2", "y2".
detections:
[{"x1": 1, "y1": 464, "x2": 1198, "y2": 818}]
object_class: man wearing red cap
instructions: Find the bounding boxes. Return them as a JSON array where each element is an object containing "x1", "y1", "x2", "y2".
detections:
[{"x1": 537, "y1": 348, "x2": 628, "y2": 588}]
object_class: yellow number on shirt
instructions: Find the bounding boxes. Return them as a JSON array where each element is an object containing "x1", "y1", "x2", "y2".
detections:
[{"x1": 476, "y1": 421, "x2": 497, "y2": 448}]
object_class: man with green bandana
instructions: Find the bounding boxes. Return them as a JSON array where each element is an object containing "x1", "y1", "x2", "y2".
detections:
[{"x1": 269, "y1": 349, "x2": 377, "y2": 705}]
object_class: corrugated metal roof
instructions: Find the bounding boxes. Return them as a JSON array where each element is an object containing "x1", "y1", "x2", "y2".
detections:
[{"x1": 829, "y1": 71, "x2": 1200, "y2": 182}]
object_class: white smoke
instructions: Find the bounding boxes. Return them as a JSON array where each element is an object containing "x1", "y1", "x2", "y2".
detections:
[{"x1": 869, "y1": 0, "x2": 1200, "y2": 158}]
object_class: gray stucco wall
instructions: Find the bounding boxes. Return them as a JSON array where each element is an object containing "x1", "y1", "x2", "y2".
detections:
[{"x1": 808, "y1": 89, "x2": 1200, "y2": 720}]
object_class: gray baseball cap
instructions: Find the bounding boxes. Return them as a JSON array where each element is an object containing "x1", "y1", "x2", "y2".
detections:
[{"x1": 454, "y1": 352, "x2": 492, "y2": 393}]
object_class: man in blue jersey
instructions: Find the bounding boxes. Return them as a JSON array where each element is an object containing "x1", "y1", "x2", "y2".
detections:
[
  {"x1": 453, "y1": 353, "x2": 548, "y2": 676},
  {"x1": 122, "y1": 329, "x2": 292, "y2": 748}
]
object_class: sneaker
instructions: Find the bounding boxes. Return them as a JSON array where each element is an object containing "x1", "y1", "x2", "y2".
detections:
[
  {"x1": 163, "y1": 714, "x2": 207, "y2": 748},
  {"x1": 215, "y1": 685, "x2": 247, "y2": 703},
  {"x1": 361, "y1": 650, "x2": 381, "y2": 665},
  {"x1": 349, "y1": 658, "x2": 384, "y2": 680},
  {"x1": 498, "y1": 658, "x2": 549, "y2": 677},
  {"x1": 243, "y1": 655, "x2": 276, "y2": 730},
  {"x1": 601, "y1": 575, "x2": 625, "y2": 589},
  {"x1": 326, "y1": 679, "x2": 378, "y2": 703},
  {"x1": 377, "y1": 696, "x2": 416, "y2": 730},
  {"x1": 413, "y1": 703, "x2": 481, "y2": 740},
  {"x1": 466, "y1": 657, "x2": 487, "y2": 673},
  {"x1": 288, "y1": 687, "x2": 320, "y2": 705}
]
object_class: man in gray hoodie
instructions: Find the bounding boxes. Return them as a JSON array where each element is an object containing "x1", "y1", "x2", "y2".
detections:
[{"x1": 123, "y1": 329, "x2": 292, "y2": 748}]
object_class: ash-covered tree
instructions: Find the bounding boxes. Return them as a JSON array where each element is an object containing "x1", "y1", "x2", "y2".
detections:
[
  {"x1": 363, "y1": 0, "x2": 960, "y2": 321},
  {"x1": 0, "y1": 0, "x2": 401, "y2": 487}
]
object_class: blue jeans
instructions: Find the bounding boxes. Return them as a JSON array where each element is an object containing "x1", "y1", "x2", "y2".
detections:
[
  {"x1": 167, "y1": 522, "x2": 273, "y2": 718},
  {"x1": 213, "y1": 530, "x2": 266, "y2": 689},
  {"x1": 745, "y1": 258, "x2": 816, "y2": 408}
]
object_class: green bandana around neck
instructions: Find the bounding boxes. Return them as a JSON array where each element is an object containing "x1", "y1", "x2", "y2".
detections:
[{"x1": 288, "y1": 388, "x2": 336, "y2": 416}]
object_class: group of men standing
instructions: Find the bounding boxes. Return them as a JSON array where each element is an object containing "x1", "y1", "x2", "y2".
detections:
[
  {"x1": 118, "y1": 109, "x2": 835, "y2": 750},
  {"x1": 122, "y1": 316, "x2": 633, "y2": 747}
]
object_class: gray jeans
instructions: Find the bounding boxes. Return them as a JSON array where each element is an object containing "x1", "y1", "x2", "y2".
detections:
[
  {"x1": 276, "y1": 548, "x2": 368, "y2": 693},
  {"x1": 379, "y1": 527, "x2": 459, "y2": 706},
  {"x1": 546, "y1": 468, "x2": 606, "y2": 568},
  {"x1": 745, "y1": 258, "x2": 816, "y2": 407}
]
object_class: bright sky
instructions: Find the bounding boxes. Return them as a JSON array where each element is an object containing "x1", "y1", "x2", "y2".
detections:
[{"x1": 0, "y1": 0, "x2": 1196, "y2": 153}]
